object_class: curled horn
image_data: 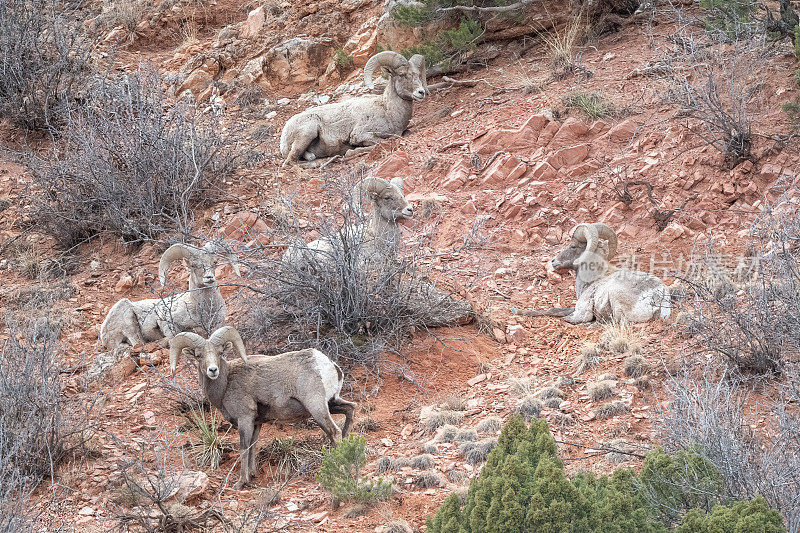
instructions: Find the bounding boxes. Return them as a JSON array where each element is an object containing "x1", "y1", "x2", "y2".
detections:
[
  {"x1": 209, "y1": 326, "x2": 248, "y2": 363},
  {"x1": 408, "y1": 54, "x2": 428, "y2": 95},
  {"x1": 571, "y1": 223, "x2": 600, "y2": 252},
  {"x1": 591, "y1": 223, "x2": 618, "y2": 259},
  {"x1": 389, "y1": 176, "x2": 405, "y2": 194},
  {"x1": 350, "y1": 177, "x2": 390, "y2": 215},
  {"x1": 159, "y1": 243, "x2": 193, "y2": 286},
  {"x1": 363, "y1": 51, "x2": 408, "y2": 90},
  {"x1": 169, "y1": 332, "x2": 206, "y2": 375}
]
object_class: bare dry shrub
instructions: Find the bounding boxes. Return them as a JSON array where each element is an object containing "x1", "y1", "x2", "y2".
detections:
[
  {"x1": 656, "y1": 357, "x2": 800, "y2": 530},
  {"x1": 0, "y1": 313, "x2": 87, "y2": 531},
  {"x1": 236, "y1": 169, "x2": 482, "y2": 368},
  {"x1": 25, "y1": 66, "x2": 251, "y2": 248},
  {"x1": 676, "y1": 187, "x2": 800, "y2": 375},
  {"x1": 0, "y1": 0, "x2": 93, "y2": 131},
  {"x1": 663, "y1": 21, "x2": 769, "y2": 166}
]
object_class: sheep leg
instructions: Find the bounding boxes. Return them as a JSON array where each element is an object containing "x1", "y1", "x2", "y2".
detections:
[
  {"x1": 349, "y1": 131, "x2": 385, "y2": 146},
  {"x1": 283, "y1": 129, "x2": 319, "y2": 167},
  {"x1": 307, "y1": 403, "x2": 342, "y2": 445},
  {"x1": 101, "y1": 299, "x2": 145, "y2": 349},
  {"x1": 328, "y1": 398, "x2": 356, "y2": 438},
  {"x1": 234, "y1": 417, "x2": 255, "y2": 490},
  {"x1": 248, "y1": 423, "x2": 262, "y2": 476},
  {"x1": 563, "y1": 298, "x2": 595, "y2": 324}
]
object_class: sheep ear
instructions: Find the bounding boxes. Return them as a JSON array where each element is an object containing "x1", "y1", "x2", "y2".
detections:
[{"x1": 390, "y1": 176, "x2": 404, "y2": 194}]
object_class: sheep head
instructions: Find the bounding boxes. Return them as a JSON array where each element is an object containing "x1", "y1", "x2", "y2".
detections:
[
  {"x1": 351, "y1": 176, "x2": 413, "y2": 222},
  {"x1": 159, "y1": 242, "x2": 241, "y2": 289},
  {"x1": 551, "y1": 223, "x2": 618, "y2": 282},
  {"x1": 363, "y1": 51, "x2": 427, "y2": 101},
  {"x1": 169, "y1": 326, "x2": 247, "y2": 379}
]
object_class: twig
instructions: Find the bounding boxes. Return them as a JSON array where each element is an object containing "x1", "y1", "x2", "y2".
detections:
[
  {"x1": 439, "y1": 141, "x2": 469, "y2": 152},
  {"x1": 555, "y1": 439, "x2": 647, "y2": 459}
]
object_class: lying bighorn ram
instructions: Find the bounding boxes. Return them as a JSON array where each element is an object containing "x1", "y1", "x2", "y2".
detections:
[
  {"x1": 280, "y1": 51, "x2": 428, "y2": 166},
  {"x1": 513, "y1": 223, "x2": 672, "y2": 324}
]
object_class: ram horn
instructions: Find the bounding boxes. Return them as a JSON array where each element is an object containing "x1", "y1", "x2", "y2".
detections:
[
  {"x1": 169, "y1": 332, "x2": 206, "y2": 375},
  {"x1": 408, "y1": 54, "x2": 428, "y2": 95},
  {"x1": 209, "y1": 326, "x2": 248, "y2": 363},
  {"x1": 363, "y1": 51, "x2": 409, "y2": 90},
  {"x1": 571, "y1": 223, "x2": 600, "y2": 253},
  {"x1": 389, "y1": 176, "x2": 405, "y2": 194},
  {"x1": 591, "y1": 223, "x2": 618, "y2": 259},
  {"x1": 159, "y1": 243, "x2": 193, "y2": 286},
  {"x1": 350, "y1": 177, "x2": 390, "y2": 215}
]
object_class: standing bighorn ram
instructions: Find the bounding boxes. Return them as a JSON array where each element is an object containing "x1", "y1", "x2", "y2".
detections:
[
  {"x1": 513, "y1": 223, "x2": 672, "y2": 324},
  {"x1": 169, "y1": 326, "x2": 355, "y2": 489},
  {"x1": 99, "y1": 242, "x2": 239, "y2": 350},
  {"x1": 280, "y1": 51, "x2": 428, "y2": 166}
]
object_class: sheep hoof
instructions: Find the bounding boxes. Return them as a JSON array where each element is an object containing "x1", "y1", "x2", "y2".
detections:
[{"x1": 302, "y1": 152, "x2": 316, "y2": 161}]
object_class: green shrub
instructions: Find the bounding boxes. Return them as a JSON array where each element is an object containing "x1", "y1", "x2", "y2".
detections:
[
  {"x1": 427, "y1": 415, "x2": 667, "y2": 533},
  {"x1": 316, "y1": 436, "x2": 392, "y2": 504},
  {"x1": 334, "y1": 49, "x2": 353, "y2": 68},
  {"x1": 676, "y1": 497, "x2": 785, "y2": 532},
  {"x1": 794, "y1": 25, "x2": 800, "y2": 58},
  {"x1": 427, "y1": 417, "x2": 786, "y2": 533},
  {"x1": 639, "y1": 448, "x2": 723, "y2": 525},
  {"x1": 699, "y1": 0, "x2": 756, "y2": 36},
  {"x1": 401, "y1": 18, "x2": 483, "y2": 70}
]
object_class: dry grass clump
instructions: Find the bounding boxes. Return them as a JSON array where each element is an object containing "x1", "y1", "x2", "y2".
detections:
[
  {"x1": 633, "y1": 376, "x2": 652, "y2": 390},
  {"x1": 574, "y1": 343, "x2": 599, "y2": 373},
  {"x1": 355, "y1": 416, "x2": 380, "y2": 433},
  {"x1": 510, "y1": 376, "x2": 535, "y2": 396},
  {"x1": 593, "y1": 401, "x2": 630, "y2": 420},
  {"x1": 422, "y1": 443, "x2": 438, "y2": 455},
  {"x1": 442, "y1": 393, "x2": 468, "y2": 411},
  {"x1": 446, "y1": 469, "x2": 468, "y2": 483},
  {"x1": 553, "y1": 376, "x2": 575, "y2": 388},
  {"x1": 463, "y1": 438, "x2": 497, "y2": 465},
  {"x1": 375, "y1": 456, "x2": 393, "y2": 474},
  {"x1": 421, "y1": 408, "x2": 465, "y2": 433},
  {"x1": 598, "y1": 323, "x2": 643, "y2": 354},
  {"x1": 597, "y1": 373, "x2": 617, "y2": 382},
  {"x1": 435, "y1": 424, "x2": 459, "y2": 443},
  {"x1": 475, "y1": 416, "x2": 502, "y2": 434},
  {"x1": 454, "y1": 429, "x2": 477, "y2": 443},
  {"x1": 515, "y1": 395, "x2": 543, "y2": 421},
  {"x1": 624, "y1": 354, "x2": 648, "y2": 378},
  {"x1": 587, "y1": 381, "x2": 615, "y2": 402},
  {"x1": 414, "y1": 471, "x2": 442, "y2": 488},
  {"x1": 534, "y1": 386, "x2": 565, "y2": 400},
  {"x1": 384, "y1": 519, "x2": 413, "y2": 533},
  {"x1": 542, "y1": 397, "x2": 563, "y2": 409},
  {"x1": 410, "y1": 454, "x2": 435, "y2": 470}
]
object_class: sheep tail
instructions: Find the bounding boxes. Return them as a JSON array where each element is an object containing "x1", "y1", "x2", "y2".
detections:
[{"x1": 510, "y1": 307, "x2": 575, "y2": 317}]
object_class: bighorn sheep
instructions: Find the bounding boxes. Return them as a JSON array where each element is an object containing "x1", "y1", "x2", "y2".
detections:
[
  {"x1": 99, "y1": 242, "x2": 239, "y2": 350},
  {"x1": 280, "y1": 51, "x2": 428, "y2": 166},
  {"x1": 169, "y1": 326, "x2": 356, "y2": 489},
  {"x1": 513, "y1": 223, "x2": 671, "y2": 324},
  {"x1": 282, "y1": 176, "x2": 413, "y2": 268}
]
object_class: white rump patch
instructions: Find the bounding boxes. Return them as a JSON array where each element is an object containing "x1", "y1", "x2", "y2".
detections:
[{"x1": 312, "y1": 349, "x2": 340, "y2": 400}]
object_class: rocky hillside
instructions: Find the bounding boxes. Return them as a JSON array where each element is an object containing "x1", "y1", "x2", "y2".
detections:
[{"x1": 1, "y1": 0, "x2": 799, "y2": 530}]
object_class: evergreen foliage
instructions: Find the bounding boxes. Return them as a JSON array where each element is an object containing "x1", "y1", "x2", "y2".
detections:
[
  {"x1": 427, "y1": 416, "x2": 786, "y2": 533},
  {"x1": 317, "y1": 435, "x2": 392, "y2": 504}
]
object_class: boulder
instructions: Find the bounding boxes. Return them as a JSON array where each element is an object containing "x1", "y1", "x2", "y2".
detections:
[
  {"x1": 546, "y1": 144, "x2": 589, "y2": 170},
  {"x1": 241, "y1": 6, "x2": 265, "y2": 39},
  {"x1": 263, "y1": 37, "x2": 332, "y2": 85},
  {"x1": 471, "y1": 114, "x2": 550, "y2": 157}
]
